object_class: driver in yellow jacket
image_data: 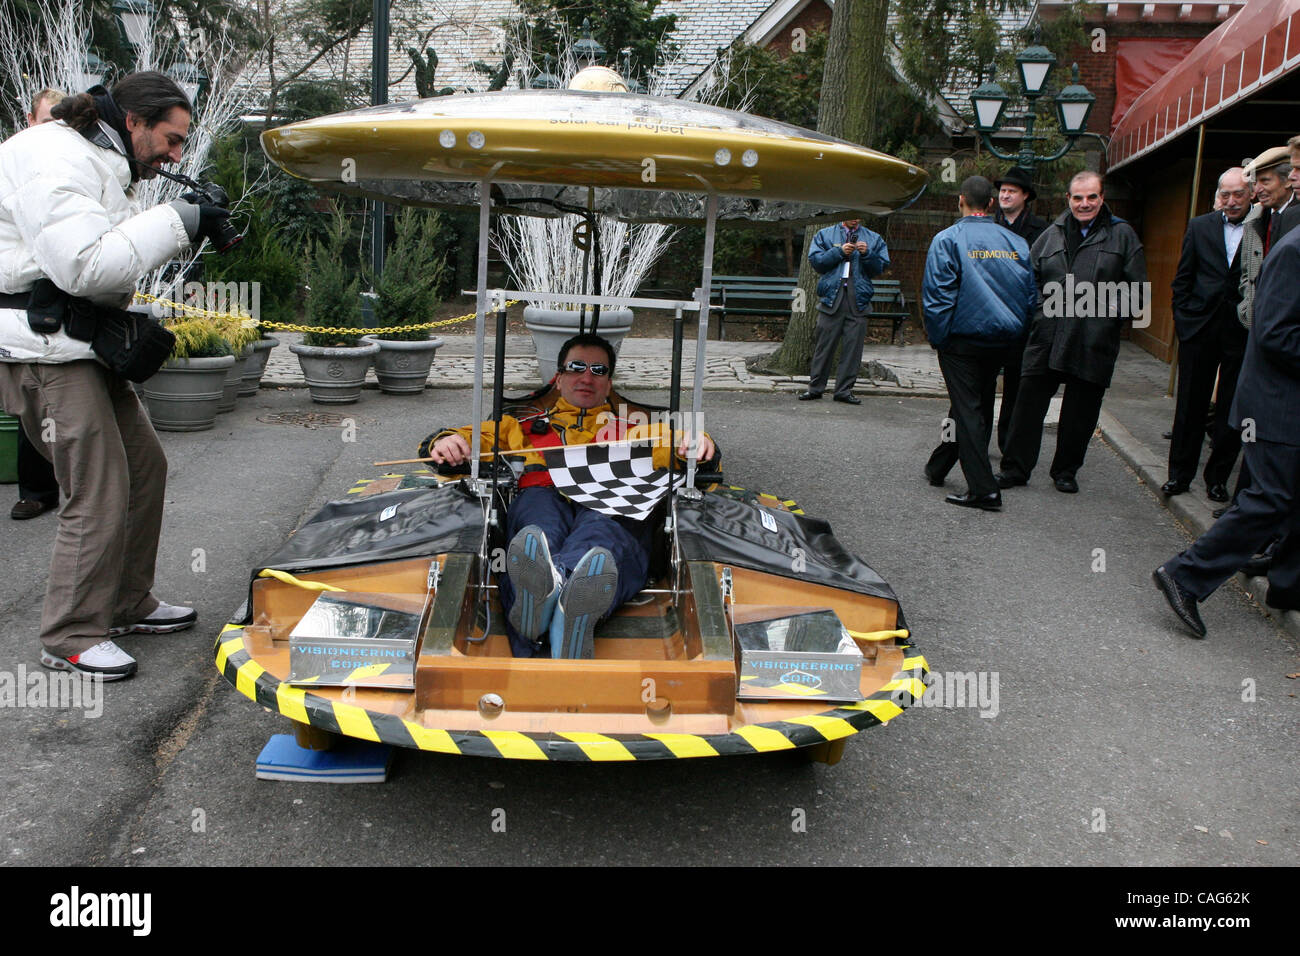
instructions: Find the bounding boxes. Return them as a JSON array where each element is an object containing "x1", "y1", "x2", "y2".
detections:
[{"x1": 427, "y1": 333, "x2": 715, "y2": 659}]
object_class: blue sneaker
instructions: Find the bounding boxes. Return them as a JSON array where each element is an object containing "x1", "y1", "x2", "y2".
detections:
[
  {"x1": 507, "y1": 526, "x2": 562, "y2": 640},
  {"x1": 549, "y1": 547, "x2": 618, "y2": 659}
]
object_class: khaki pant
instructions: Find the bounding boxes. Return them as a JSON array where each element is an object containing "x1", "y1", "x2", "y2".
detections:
[{"x1": 0, "y1": 361, "x2": 164, "y2": 656}]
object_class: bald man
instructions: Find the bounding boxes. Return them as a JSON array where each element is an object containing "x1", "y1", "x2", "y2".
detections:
[{"x1": 1162, "y1": 167, "x2": 1251, "y2": 502}]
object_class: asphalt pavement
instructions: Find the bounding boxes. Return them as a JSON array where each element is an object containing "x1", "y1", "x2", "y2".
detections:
[{"x1": 0, "y1": 341, "x2": 1296, "y2": 867}]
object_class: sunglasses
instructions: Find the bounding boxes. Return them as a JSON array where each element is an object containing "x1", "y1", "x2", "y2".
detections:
[{"x1": 560, "y1": 360, "x2": 611, "y2": 377}]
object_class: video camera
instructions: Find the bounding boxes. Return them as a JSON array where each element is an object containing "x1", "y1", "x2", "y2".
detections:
[
  {"x1": 134, "y1": 159, "x2": 243, "y2": 253},
  {"x1": 176, "y1": 179, "x2": 243, "y2": 254}
]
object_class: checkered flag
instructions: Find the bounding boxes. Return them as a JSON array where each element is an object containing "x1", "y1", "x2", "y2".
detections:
[{"x1": 540, "y1": 440, "x2": 672, "y2": 521}]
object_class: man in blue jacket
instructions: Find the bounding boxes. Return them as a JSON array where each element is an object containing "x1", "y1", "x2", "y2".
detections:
[
  {"x1": 922, "y1": 176, "x2": 1036, "y2": 510},
  {"x1": 798, "y1": 217, "x2": 890, "y2": 404}
]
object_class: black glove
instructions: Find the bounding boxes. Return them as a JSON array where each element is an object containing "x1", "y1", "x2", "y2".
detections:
[
  {"x1": 179, "y1": 190, "x2": 203, "y2": 205},
  {"x1": 195, "y1": 204, "x2": 232, "y2": 247}
]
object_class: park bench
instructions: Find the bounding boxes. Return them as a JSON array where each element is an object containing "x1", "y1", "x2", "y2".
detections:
[{"x1": 710, "y1": 275, "x2": 910, "y2": 345}]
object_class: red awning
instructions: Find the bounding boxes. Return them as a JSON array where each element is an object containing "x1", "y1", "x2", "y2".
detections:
[{"x1": 1108, "y1": 0, "x2": 1300, "y2": 170}]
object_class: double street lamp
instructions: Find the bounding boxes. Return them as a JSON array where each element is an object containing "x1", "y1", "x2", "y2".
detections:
[{"x1": 969, "y1": 34, "x2": 1096, "y2": 173}]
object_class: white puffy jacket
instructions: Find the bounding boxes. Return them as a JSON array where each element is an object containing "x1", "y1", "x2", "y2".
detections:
[{"x1": 0, "y1": 119, "x2": 191, "y2": 363}]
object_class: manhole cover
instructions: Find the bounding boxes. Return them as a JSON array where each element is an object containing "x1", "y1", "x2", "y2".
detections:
[{"x1": 257, "y1": 411, "x2": 375, "y2": 429}]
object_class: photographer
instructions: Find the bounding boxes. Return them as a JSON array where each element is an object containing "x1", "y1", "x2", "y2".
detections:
[
  {"x1": 799, "y1": 218, "x2": 890, "y2": 404},
  {"x1": 0, "y1": 71, "x2": 233, "y2": 681}
]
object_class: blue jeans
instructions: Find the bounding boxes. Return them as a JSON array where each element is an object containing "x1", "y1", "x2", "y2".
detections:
[{"x1": 500, "y1": 485, "x2": 654, "y2": 657}]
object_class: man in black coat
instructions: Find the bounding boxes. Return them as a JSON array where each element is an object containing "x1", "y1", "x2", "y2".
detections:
[
  {"x1": 1154, "y1": 224, "x2": 1300, "y2": 635},
  {"x1": 997, "y1": 171, "x2": 1147, "y2": 494},
  {"x1": 925, "y1": 166, "x2": 1045, "y2": 486},
  {"x1": 1162, "y1": 167, "x2": 1251, "y2": 502}
]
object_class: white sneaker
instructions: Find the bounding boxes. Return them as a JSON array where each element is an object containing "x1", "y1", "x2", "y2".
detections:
[
  {"x1": 109, "y1": 601, "x2": 198, "y2": 637},
  {"x1": 40, "y1": 640, "x2": 137, "y2": 680}
]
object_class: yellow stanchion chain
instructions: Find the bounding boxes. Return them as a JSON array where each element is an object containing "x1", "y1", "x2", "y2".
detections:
[
  {"x1": 133, "y1": 291, "x2": 254, "y2": 323},
  {"x1": 133, "y1": 292, "x2": 520, "y2": 336}
]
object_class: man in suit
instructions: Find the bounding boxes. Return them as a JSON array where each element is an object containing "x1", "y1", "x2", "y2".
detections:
[
  {"x1": 1154, "y1": 223, "x2": 1300, "y2": 635},
  {"x1": 1161, "y1": 168, "x2": 1250, "y2": 502},
  {"x1": 1209, "y1": 145, "x2": 1300, "y2": 531},
  {"x1": 798, "y1": 218, "x2": 890, "y2": 405}
]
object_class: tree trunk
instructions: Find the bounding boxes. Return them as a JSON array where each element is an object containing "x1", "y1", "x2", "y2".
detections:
[{"x1": 766, "y1": 0, "x2": 891, "y2": 374}]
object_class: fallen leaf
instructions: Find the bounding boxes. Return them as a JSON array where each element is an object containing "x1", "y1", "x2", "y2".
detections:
[
  {"x1": 1285, "y1": 672, "x2": 1299, "y2": 679},
  {"x1": 1257, "y1": 840, "x2": 1268, "y2": 845},
  {"x1": 1194, "y1": 825, "x2": 1209, "y2": 833}
]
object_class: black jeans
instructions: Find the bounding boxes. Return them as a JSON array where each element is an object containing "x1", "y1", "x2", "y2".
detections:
[
  {"x1": 933, "y1": 347, "x2": 1015, "y2": 496},
  {"x1": 999, "y1": 370, "x2": 1106, "y2": 482},
  {"x1": 1167, "y1": 310, "x2": 1247, "y2": 487}
]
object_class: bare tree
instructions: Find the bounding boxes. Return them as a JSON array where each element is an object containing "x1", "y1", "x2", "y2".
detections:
[{"x1": 767, "y1": 0, "x2": 890, "y2": 374}]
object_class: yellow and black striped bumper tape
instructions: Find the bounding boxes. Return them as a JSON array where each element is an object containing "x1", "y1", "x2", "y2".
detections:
[{"x1": 215, "y1": 624, "x2": 930, "y2": 762}]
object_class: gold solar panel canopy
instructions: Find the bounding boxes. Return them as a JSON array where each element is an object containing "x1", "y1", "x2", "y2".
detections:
[{"x1": 260, "y1": 90, "x2": 928, "y2": 225}]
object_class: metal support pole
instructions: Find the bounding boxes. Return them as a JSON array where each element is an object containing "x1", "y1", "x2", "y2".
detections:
[
  {"x1": 371, "y1": 0, "x2": 389, "y2": 278},
  {"x1": 688, "y1": 194, "x2": 718, "y2": 490},
  {"x1": 470, "y1": 183, "x2": 491, "y2": 483},
  {"x1": 668, "y1": 304, "x2": 684, "y2": 502},
  {"x1": 489, "y1": 304, "x2": 507, "y2": 525}
]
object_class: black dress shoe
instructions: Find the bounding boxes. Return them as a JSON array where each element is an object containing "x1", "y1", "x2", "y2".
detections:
[
  {"x1": 10, "y1": 498, "x2": 55, "y2": 520},
  {"x1": 1053, "y1": 475, "x2": 1079, "y2": 494},
  {"x1": 994, "y1": 472, "x2": 1026, "y2": 489},
  {"x1": 797, "y1": 390, "x2": 822, "y2": 401},
  {"x1": 945, "y1": 491, "x2": 1002, "y2": 511},
  {"x1": 1152, "y1": 566, "x2": 1207, "y2": 637},
  {"x1": 1205, "y1": 483, "x2": 1230, "y2": 502},
  {"x1": 833, "y1": 394, "x2": 862, "y2": 405},
  {"x1": 1211, "y1": 506, "x2": 1229, "y2": 519},
  {"x1": 1161, "y1": 479, "x2": 1189, "y2": 496},
  {"x1": 925, "y1": 471, "x2": 945, "y2": 488},
  {"x1": 1162, "y1": 430, "x2": 1173, "y2": 439}
]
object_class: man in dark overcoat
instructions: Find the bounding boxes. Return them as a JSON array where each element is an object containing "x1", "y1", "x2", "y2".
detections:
[
  {"x1": 996, "y1": 171, "x2": 1147, "y2": 494},
  {"x1": 1154, "y1": 224, "x2": 1300, "y2": 635}
]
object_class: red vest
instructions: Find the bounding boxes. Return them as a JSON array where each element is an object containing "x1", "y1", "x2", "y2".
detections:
[{"x1": 516, "y1": 415, "x2": 629, "y2": 489}]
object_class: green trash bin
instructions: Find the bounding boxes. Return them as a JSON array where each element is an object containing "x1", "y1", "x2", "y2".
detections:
[{"x1": 0, "y1": 413, "x2": 19, "y2": 484}]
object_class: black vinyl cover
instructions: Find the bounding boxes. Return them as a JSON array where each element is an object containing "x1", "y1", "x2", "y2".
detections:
[
  {"x1": 240, "y1": 483, "x2": 484, "y2": 622},
  {"x1": 675, "y1": 492, "x2": 897, "y2": 603}
]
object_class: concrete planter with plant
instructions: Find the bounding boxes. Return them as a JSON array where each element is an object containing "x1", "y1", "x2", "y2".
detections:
[
  {"x1": 288, "y1": 204, "x2": 378, "y2": 404},
  {"x1": 361, "y1": 208, "x2": 449, "y2": 394}
]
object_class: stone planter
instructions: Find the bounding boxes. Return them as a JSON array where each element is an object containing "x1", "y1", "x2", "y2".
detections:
[
  {"x1": 288, "y1": 341, "x2": 380, "y2": 405},
  {"x1": 239, "y1": 335, "x2": 280, "y2": 397},
  {"x1": 217, "y1": 344, "x2": 252, "y2": 413},
  {"x1": 360, "y1": 335, "x2": 445, "y2": 394},
  {"x1": 524, "y1": 306, "x2": 633, "y2": 381},
  {"x1": 141, "y1": 355, "x2": 237, "y2": 432}
]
